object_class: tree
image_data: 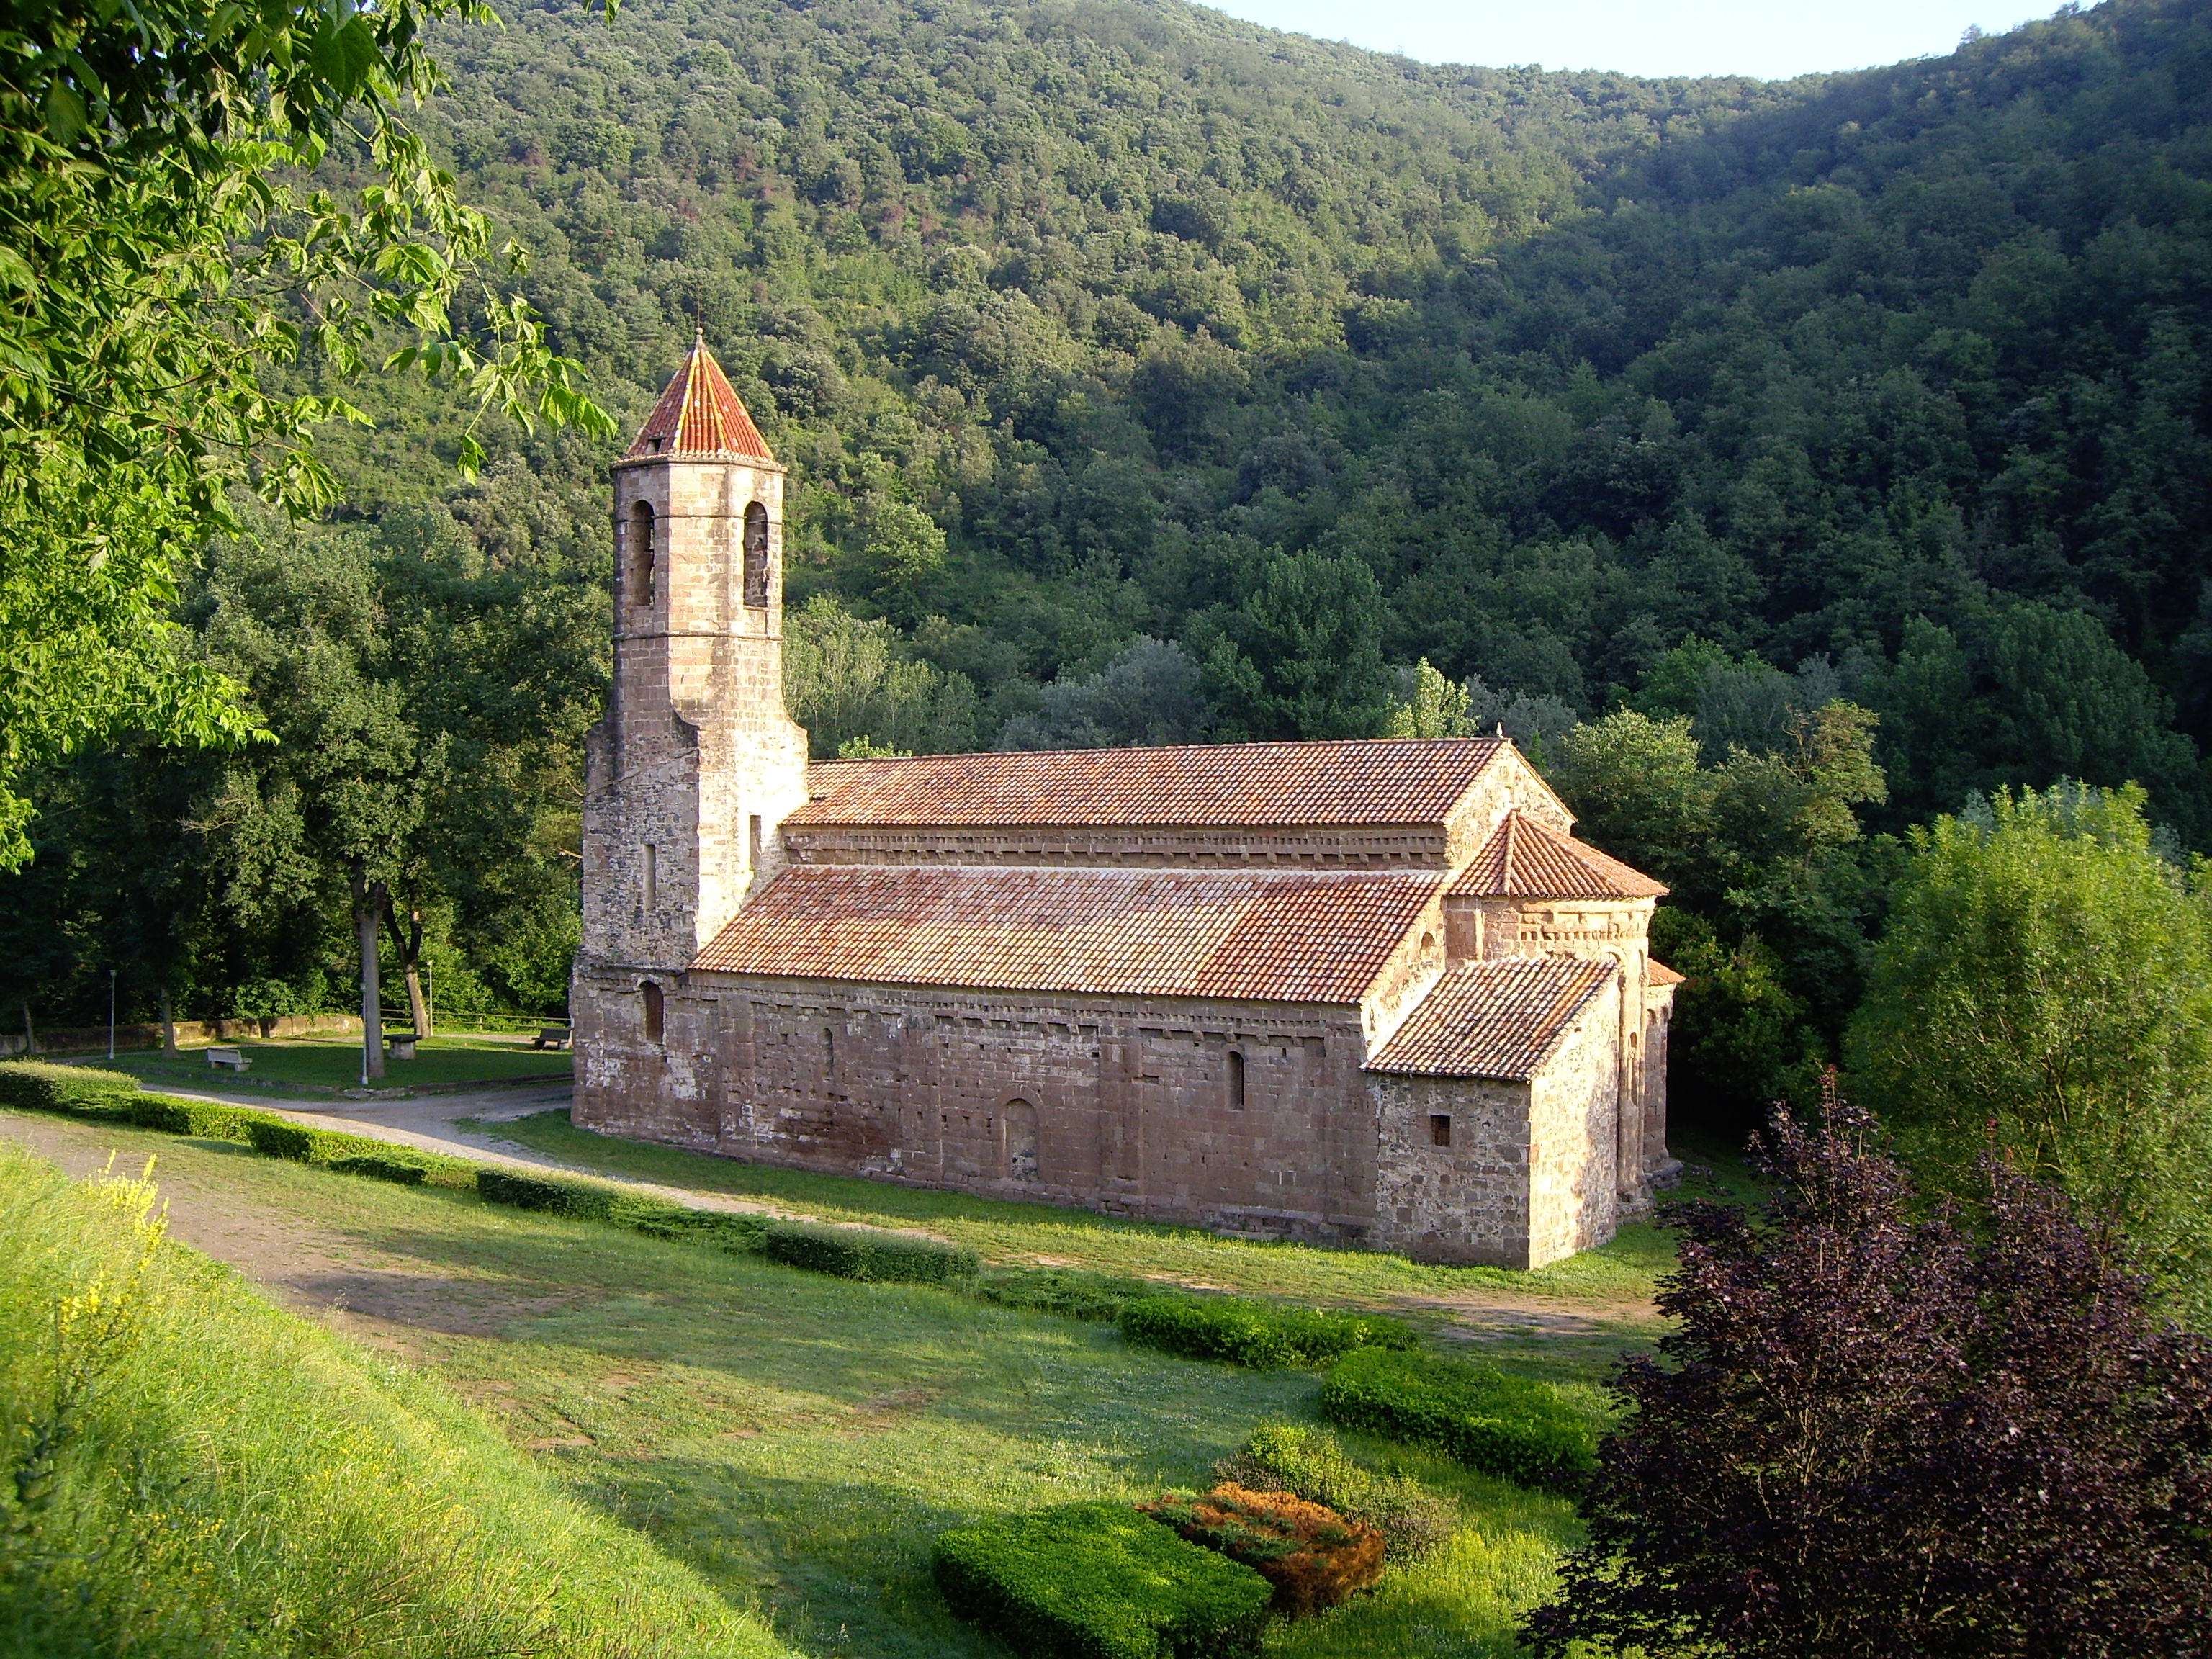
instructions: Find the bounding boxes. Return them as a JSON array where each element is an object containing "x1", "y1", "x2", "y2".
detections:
[
  {"x1": 1549, "y1": 711, "x2": 1714, "y2": 894},
  {"x1": 0, "y1": 0, "x2": 610, "y2": 867},
  {"x1": 1195, "y1": 551, "x2": 1391, "y2": 741},
  {"x1": 1525, "y1": 1094, "x2": 2212, "y2": 1659},
  {"x1": 783, "y1": 595, "x2": 979, "y2": 759},
  {"x1": 1848, "y1": 783, "x2": 2212, "y2": 1292},
  {"x1": 997, "y1": 637, "x2": 1212, "y2": 750}
]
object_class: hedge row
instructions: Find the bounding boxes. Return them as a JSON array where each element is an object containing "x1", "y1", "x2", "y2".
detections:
[
  {"x1": 0, "y1": 1060, "x2": 140, "y2": 1112},
  {"x1": 974, "y1": 1267, "x2": 1153, "y2": 1323},
  {"x1": 1118, "y1": 1293, "x2": 1414, "y2": 1371},
  {"x1": 1318, "y1": 1348, "x2": 1597, "y2": 1489},
  {"x1": 934, "y1": 1502, "x2": 1270, "y2": 1659},
  {"x1": 761, "y1": 1219, "x2": 979, "y2": 1284}
]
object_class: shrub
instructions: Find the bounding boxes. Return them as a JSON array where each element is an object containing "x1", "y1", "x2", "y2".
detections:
[
  {"x1": 475, "y1": 1166, "x2": 618, "y2": 1221},
  {"x1": 974, "y1": 1267, "x2": 1153, "y2": 1322},
  {"x1": 1219, "y1": 1422, "x2": 1455, "y2": 1561},
  {"x1": 1320, "y1": 1349, "x2": 1596, "y2": 1489},
  {"x1": 761, "y1": 1220, "x2": 977, "y2": 1284},
  {"x1": 0, "y1": 1059, "x2": 140, "y2": 1112},
  {"x1": 934, "y1": 1501, "x2": 1270, "y2": 1658},
  {"x1": 245, "y1": 1118, "x2": 320, "y2": 1161},
  {"x1": 118, "y1": 1094, "x2": 258, "y2": 1141},
  {"x1": 330, "y1": 1154, "x2": 428, "y2": 1186},
  {"x1": 615, "y1": 1199, "x2": 767, "y2": 1254},
  {"x1": 1118, "y1": 1293, "x2": 1413, "y2": 1370},
  {"x1": 1142, "y1": 1483, "x2": 1385, "y2": 1617}
]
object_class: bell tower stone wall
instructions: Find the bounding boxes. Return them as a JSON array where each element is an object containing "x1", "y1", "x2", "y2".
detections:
[{"x1": 580, "y1": 426, "x2": 809, "y2": 983}]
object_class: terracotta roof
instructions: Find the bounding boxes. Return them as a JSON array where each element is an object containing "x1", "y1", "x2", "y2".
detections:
[
  {"x1": 692, "y1": 866, "x2": 1440, "y2": 1002},
  {"x1": 1647, "y1": 958, "x2": 1685, "y2": 988},
  {"x1": 789, "y1": 739, "x2": 1509, "y2": 830},
  {"x1": 806, "y1": 758, "x2": 876, "y2": 800},
  {"x1": 624, "y1": 334, "x2": 775, "y2": 464},
  {"x1": 1367, "y1": 956, "x2": 1617, "y2": 1081},
  {"x1": 1449, "y1": 811, "x2": 1668, "y2": 901}
]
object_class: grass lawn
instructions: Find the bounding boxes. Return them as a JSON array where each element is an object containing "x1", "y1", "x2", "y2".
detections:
[
  {"x1": 469, "y1": 1110, "x2": 1753, "y2": 1343},
  {"x1": 1, "y1": 1112, "x2": 1634, "y2": 1659},
  {"x1": 99, "y1": 1031, "x2": 571, "y2": 1094}
]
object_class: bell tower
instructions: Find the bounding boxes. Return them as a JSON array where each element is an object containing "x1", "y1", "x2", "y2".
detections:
[{"x1": 579, "y1": 334, "x2": 811, "y2": 978}]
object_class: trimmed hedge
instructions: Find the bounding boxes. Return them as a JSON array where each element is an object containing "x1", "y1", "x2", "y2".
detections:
[
  {"x1": 1118, "y1": 1293, "x2": 1415, "y2": 1371},
  {"x1": 330, "y1": 1154, "x2": 429, "y2": 1186},
  {"x1": 0, "y1": 1059, "x2": 140, "y2": 1112},
  {"x1": 113, "y1": 1094, "x2": 261, "y2": 1141},
  {"x1": 935, "y1": 1502, "x2": 1270, "y2": 1659},
  {"x1": 1218, "y1": 1422, "x2": 1456, "y2": 1561},
  {"x1": 1141, "y1": 1483, "x2": 1384, "y2": 1616},
  {"x1": 1318, "y1": 1349, "x2": 1597, "y2": 1489},
  {"x1": 762, "y1": 1220, "x2": 977, "y2": 1284},
  {"x1": 246, "y1": 1118, "x2": 320, "y2": 1161},
  {"x1": 974, "y1": 1267, "x2": 1154, "y2": 1323},
  {"x1": 613, "y1": 1199, "x2": 768, "y2": 1254},
  {"x1": 475, "y1": 1167, "x2": 619, "y2": 1221}
]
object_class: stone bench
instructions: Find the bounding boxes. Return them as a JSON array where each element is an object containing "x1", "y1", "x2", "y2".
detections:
[
  {"x1": 385, "y1": 1032, "x2": 419, "y2": 1061},
  {"x1": 206, "y1": 1046, "x2": 252, "y2": 1073},
  {"x1": 531, "y1": 1027, "x2": 572, "y2": 1051}
]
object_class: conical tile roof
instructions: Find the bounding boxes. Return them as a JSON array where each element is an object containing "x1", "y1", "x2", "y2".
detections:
[{"x1": 624, "y1": 333, "x2": 775, "y2": 463}]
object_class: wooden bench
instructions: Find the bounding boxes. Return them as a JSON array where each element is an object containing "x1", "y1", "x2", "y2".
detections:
[
  {"x1": 206, "y1": 1046, "x2": 252, "y2": 1073},
  {"x1": 385, "y1": 1032, "x2": 419, "y2": 1061},
  {"x1": 532, "y1": 1027, "x2": 572, "y2": 1051}
]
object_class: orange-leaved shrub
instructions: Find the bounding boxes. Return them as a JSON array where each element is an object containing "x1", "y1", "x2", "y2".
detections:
[{"x1": 1142, "y1": 1483, "x2": 1385, "y2": 1615}]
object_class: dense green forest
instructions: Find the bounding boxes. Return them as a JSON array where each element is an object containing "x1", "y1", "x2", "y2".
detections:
[{"x1": 6, "y1": 0, "x2": 2211, "y2": 1131}]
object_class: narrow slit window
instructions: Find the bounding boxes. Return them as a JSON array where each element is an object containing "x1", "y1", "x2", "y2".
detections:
[
  {"x1": 748, "y1": 813, "x2": 764, "y2": 870},
  {"x1": 640, "y1": 981, "x2": 664, "y2": 1044},
  {"x1": 1227, "y1": 1049, "x2": 1246, "y2": 1110},
  {"x1": 1429, "y1": 1113, "x2": 1452, "y2": 1148},
  {"x1": 629, "y1": 500, "x2": 655, "y2": 608},
  {"x1": 642, "y1": 843, "x2": 657, "y2": 911},
  {"x1": 823, "y1": 1026, "x2": 837, "y2": 1091}
]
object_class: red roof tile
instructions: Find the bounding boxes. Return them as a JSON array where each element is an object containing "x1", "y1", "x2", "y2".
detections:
[
  {"x1": 1647, "y1": 958, "x2": 1685, "y2": 988},
  {"x1": 1449, "y1": 811, "x2": 1668, "y2": 901},
  {"x1": 789, "y1": 739, "x2": 1509, "y2": 830},
  {"x1": 1367, "y1": 956, "x2": 1617, "y2": 1081},
  {"x1": 692, "y1": 866, "x2": 1440, "y2": 1002},
  {"x1": 624, "y1": 334, "x2": 775, "y2": 463}
]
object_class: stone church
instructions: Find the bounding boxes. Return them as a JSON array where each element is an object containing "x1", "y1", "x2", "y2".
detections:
[{"x1": 573, "y1": 338, "x2": 1681, "y2": 1267}]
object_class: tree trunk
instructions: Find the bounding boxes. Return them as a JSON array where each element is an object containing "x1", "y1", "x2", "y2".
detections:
[
  {"x1": 354, "y1": 872, "x2": 386, "y2": 1082},
  {"x1": 18, "y1": 999, "x2": 31, "y2": 1056},
  {"x1": 158, "y1": 989, "x2": 178, "y2": 1058},
  {"x1": 385, "y1": 897, "x2": 431, "y2": 1038}
]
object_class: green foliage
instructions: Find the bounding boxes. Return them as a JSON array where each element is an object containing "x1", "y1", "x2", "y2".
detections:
[
  {"x1": 1319, "y1": 1349, "x2": 1597, "y2": 1490},
  {"x1": 1848, "y1": 783, "x2": 2212, "y2": 1292},
  {"x1": 784, "y1": 594, "x2": 979, "y2": 760},
  {"x1": 243, "y1": 1118, "x2": 320, "y2": 1162},
  {"x1": 761, "y1": 1219, "x2": 979, "y2": 1284},
  {"x1": 111, "y1": 1095, "x2": 260, "y2": 1141},
  {"x1": 0, "y1": 1061, "x2": 138, "y2": 1112},
  {"x1": 476, "y1": 1166, "x2": 620, "y2": 1220},
  {"x1": 1118, "y1": 1292, "x2": 1413, "y2": 1370},
  {"x1": 0, "y1": 0, "x2": 612, "y2": 865},
  {"x1": 613, "y1": 1200, "x2": 770, "y2": 1254},
  {"x1": 974, "y1": 1266, "x2": 1156, "y2": 1323},
  {"x1": 1220, "y1": 1421, "x2": 1457, "y2": 1562},
  {"x1": 0, "y1": 1141, "x2": 793, "y2": 1658},
  {"x1": 933, "y1": 1501, "x2": 1272, "y2": 1659},
  {"x1": 328, "y1": 1153, "x2": 430, "y2": 1186},
  {"x1": 1196, "y1": 552, "x2": 1392, "y2": 741}
]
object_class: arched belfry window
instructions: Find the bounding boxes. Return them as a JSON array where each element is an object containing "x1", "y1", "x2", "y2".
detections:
[
  {"x1": 629, "y1": 499, "x2": 656, "y2": 609},
  {"x1": 640, "y1": 980, "x2": 664, "y2": 1044},
  {"x1": 742, "y1": 501, "x2": 770, "y2": 609}
]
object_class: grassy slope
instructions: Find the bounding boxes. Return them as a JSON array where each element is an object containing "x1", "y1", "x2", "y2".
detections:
[
  {"x1": 0, "y1": 1137, "x2": 790, "y2": 1659},
  {"x1": 102, "y1": 1033, "x2": 571, "y2": 1094},
  {"x1": 1, "y1": 1114, "x2": 1619, "y2": 1658}
]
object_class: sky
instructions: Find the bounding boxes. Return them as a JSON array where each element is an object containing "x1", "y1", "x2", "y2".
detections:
[{"x1": 1197, "y1": 1, "x2": 2067, "y2": 81}]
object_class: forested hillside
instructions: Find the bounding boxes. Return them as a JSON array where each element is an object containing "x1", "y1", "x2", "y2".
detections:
[{"x1": 7, "y1": 0, "x2": 2211, "y2": 1126}]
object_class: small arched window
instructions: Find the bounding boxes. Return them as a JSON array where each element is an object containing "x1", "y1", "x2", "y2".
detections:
[
  {"x1": 1227, "y1": 1050, "x2": 1246, "y2": 1110},
  {"x1": 742, "y1": 501, "x2": 770, "y2": 608},
  {"x1": 640, "y1": 981, "x2": 664, "y2": 1044},
  {"x1": 629, "y1": 500, "x2": 656, "y2": 609}
]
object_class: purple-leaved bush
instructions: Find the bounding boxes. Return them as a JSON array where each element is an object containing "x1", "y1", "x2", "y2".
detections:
[{"x1": 1524, "y1": 1082, "x2": 2212, "y2": 1658}]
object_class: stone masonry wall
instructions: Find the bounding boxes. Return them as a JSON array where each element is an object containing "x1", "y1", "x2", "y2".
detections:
[
  {"x1": 1369, "y1": 1072, "x2": 1535, "y2": 1266},
  {"x1": 1527, "y1": 1003, "x2": 1622, "y2": 1267},
  {"x1": 575, "y1": 966, "x2": 1393, "y2": 1243}
]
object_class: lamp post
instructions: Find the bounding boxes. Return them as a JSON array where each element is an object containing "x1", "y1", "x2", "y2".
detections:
[{"x1": 107, "y1": 969, "x2": 116, "y2": 1061}]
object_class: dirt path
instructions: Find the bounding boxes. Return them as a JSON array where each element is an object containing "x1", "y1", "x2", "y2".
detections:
[{"x1": 4, "y1": 1085, "x2": 1658, "y2": 1339}]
